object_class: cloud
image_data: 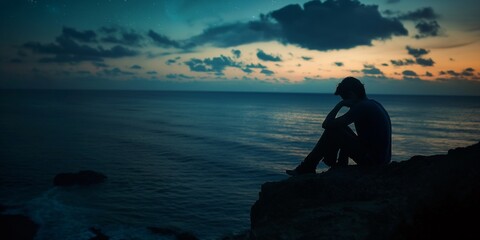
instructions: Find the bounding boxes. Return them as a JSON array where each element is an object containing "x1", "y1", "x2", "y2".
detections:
[
  {"x1": 92, "y1": 62, "x2": 109, "y2": 68},
  {"x1": 390, "y1": 59, "x2": 415, "y2": 66},
  {"x1": 203, "y1": 55, "x2": 241, "y2": 72},
  {"x1": 415, "y1": 20, "x2": 441, "y2": 38},
  {"x1": 382, "y1": 9, "x2": 400, "y2": 16},
  {"x1": 184, "y1": 58, "x2": 208, "y2": 72},
  {"x1": 446, "y1": 70, "x2": 460, "y2": 77},
  {"x1": 301, "y1": 56, "x2": 312, "y2": 61},
  {"x1": 187, "y1": 16, "x2": 281, "y2": 48},
  {"x1": 257, "y1": 49, "x2": 282, "y2": 62},
  {"x1": 362, "y1": 64, "x2": 384, "y2": 76},
  {"x1": 268, "y1": 0, "x2": 407, "y2": 51},
  {"x1": 395, "y1": 7, "x2": 441, "y2": 39},
  {"x1": 242, "y1": 68, "x2": 254, "y2": 74},
  {"x1": 22, "y1": 30, "x2": 139, "y2": 63},
  {"x1": 102, "y1": 30, "x2": 144, "y2": 46},
  {"x1": 416, "y1": 57, "x2": 435, "y2": 67},
  {"x1": 398, "y1": 7, "x2": 438, "y2": 21},
  {"x1": 402, "y1": 70, "x2": 418, "y2": 76},
  {"x1": 62, "y1": 27, "x2": 97, "y2": 43},
  {"x1": 181, "y1": 0, "x2": 407, "y2": 51},
  {"x1": 148, "y1": 30, "x2": 182, "y2": 48},
  {"x1": 245, "y1": 63, "x2": 267, "y2": 69},
  {"x1": 183, "y1": 54, "x2": 274, "y2": 76},
  {"x1": 462, "y1": 68, "x2": 475, "y2": 76},
  {"x1": 166, "y1": 59, "x2": 176, "y2": 65},
  {"x1": 430, "y1": 41, "x2": 475, "y2": 50},
  {"x1": 386, "y1": 0, "x2": 401, "y2": 4},
  {"x1": 231, "y1": 49, "x2": 241, "y2": 58},
  {"x1": 425, "y1": 71, "x2": 433, "y2": 77},
  {"x1": 184, "y1": 55, "x2": 240, "y2": 74},
  {"x1": 441, "y1": 68, "x2": 476, "y2": 78},
  {"x1": 147, "y1": 71, "x2": 157, "y2": 75},
  {"x1": 166, "y1": 57, "x2": 181, "y2": 65},
  {"x1": 260, "y1": 69, "x2": 275, "y2": 76},
  {"x1": 406, "y1": 46, "x2": 429, "y2": 58},
  {"x1": 391, "y1": 46, "x2": 435, "y2": 67},
  {"x1": 334, "y1": 62, "x2": 344, "y2": 67},
  {"x1": 101, "y1": 67, "x2": 134, "y2": 76},
  {"x1": 166, "y1": 74, "x2": 194, "y2": 79},
  {"x1": 130, "y1": 65, "x2": 142, "y2": 70}
]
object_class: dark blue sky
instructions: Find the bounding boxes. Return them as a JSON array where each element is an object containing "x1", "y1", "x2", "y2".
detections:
[{"x1": 1, "y1": 0, "x2": 480, "y2": 95}]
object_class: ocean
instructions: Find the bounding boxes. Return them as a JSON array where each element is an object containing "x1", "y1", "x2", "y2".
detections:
[{"x1": 1, "y1": 90, "x2": 479, "y2": 240}]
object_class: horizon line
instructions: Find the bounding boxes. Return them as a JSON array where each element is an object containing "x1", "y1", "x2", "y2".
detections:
[{"x1": 1, "y1": 88, "x2": 480, "y2": 97}]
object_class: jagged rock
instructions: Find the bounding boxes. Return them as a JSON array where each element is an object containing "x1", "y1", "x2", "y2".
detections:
[
  {"x1": 88, "y1": 227, "x2": 109, "y2": 240},
  {"x1": 148, "y1": 226, "x2": 199, "y2": 240},
  {"x1": 221, "y1": 231, "x2": 251, "y2": 240},
  {"x1": 0, "y1": 214, "x2": 39, "y2": 240},
  {"x1": 53, "y1": 170, "x2": 107, "y2": 186},
  {"x1": 249, "y1": 142, "x2": 480, "y2": 240}
]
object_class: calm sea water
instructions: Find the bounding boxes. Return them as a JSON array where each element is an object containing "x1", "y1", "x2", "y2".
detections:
[{"x1": 1, "y1": 90, "x2": 479, "y2": 239}]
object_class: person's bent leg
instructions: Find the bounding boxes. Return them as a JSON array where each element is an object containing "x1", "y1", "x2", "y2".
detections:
[
  {"x1": 330, "y1": 126, "x2": 372, "y2": 165},
  {"x1": 323, "y1": 127, "x2": 353, "y2": 166},
  {"x1": 336, "y1": 149, "x2": 349, "y2": 166},
  {"x1": 286, "y1": 128, "x2": 341, "y2": 175}
]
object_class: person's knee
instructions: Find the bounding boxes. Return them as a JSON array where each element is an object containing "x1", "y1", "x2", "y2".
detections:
[
  {"x1": 323, "y1": 127, "x2": 344, "y2": 139},
  {"x1": 325, "y1": 125, "x2": 353, "y2": 133}
]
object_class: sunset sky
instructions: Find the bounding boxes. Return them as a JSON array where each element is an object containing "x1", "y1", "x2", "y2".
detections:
[{"x1": 1, "y1": 0, "x2": 480, "y2": 95}]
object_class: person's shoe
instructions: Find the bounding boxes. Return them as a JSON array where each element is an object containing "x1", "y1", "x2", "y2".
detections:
[{"x1": 285, "y1": 164, "x2": 315, "y2": 176}]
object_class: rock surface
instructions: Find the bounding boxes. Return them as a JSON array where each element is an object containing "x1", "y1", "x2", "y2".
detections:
[
  {"x1": 88, "y1": 227, "x2": 109, "y2": 240},
  {"x1": 249, "y1": 142, "x2": 480, "y2": 240},
  {"x1": 53, "y1": 170, "x2": 107, "y2": 186},
  {"x1": 148, "y1": 226, "x2": 199, "y2": 240},
  {"x1": 0, "y1": 214, "x2": 39, "y2": 240}
]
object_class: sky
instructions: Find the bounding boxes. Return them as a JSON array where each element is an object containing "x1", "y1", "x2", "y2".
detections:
[{"x1": 1, "y1": 0, "x2": 480, "y2": 95}]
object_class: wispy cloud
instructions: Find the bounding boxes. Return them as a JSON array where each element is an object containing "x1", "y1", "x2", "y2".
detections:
[
  {"x1": 362, "y1": 64, "x2": 384, "y2": 76},
  {"x1": 184, "y1": 55, "x2": 240, "y2": 75},
  {"x1": 148, "y1": 30, "x2": 182, "y2": 48},
  {"x1": 394, "y1": 7, "x2": 442, "y2": 39},
  {"x1": 414, "y1": 21, "x2": 441, "y2": 39},
  {"x1": 257, "y1": 49, "x2": 282, "y2": 62},
  {"x1": 391, "y1": 46, "x2": 435, "y2": 67},
  {"x1": 398, "y1": 7, "x2": 438, "y2": 21}
]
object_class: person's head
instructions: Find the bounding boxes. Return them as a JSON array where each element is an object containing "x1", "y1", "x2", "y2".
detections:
[{"x1": 334, "y1": 77, "x2": 366, "y2": 100}]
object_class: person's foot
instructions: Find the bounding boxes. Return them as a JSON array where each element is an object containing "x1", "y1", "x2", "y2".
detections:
[{"x1": 285, "y1": 163, "x2": 316, "y2": 176}]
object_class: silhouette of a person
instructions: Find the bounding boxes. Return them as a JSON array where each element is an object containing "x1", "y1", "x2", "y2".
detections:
[{"x1": 286, "y1": 77, "x2": 391, "y2": 175}]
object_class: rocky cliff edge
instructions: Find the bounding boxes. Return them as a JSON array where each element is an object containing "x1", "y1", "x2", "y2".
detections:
[{"x1": 248, "y1": 142, "x2": 480, "y2": 240}]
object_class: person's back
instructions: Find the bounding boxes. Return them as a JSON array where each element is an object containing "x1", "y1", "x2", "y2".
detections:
[{"x1": 346, "y1": 98, "x2": 391, "y2": 164}]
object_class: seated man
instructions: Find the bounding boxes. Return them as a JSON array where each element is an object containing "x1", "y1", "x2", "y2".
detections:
[{"x1": 286, "y1": 77, "x2": 392, "y2": 175}]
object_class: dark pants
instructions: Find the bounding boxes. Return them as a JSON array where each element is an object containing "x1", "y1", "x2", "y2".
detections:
[{"x1": 301, "y1": 126, "x2": 372, "y2": 170}]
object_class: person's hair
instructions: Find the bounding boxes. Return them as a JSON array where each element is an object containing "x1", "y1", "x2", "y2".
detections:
[{"x1": 334, "y1": 77, "x2": 366, "y2": 99}]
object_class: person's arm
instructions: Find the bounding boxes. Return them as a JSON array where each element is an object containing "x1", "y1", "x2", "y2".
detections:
[
  {"x1": 322, "y1": 102, "x2": 343, "y2": 129},
  {"x1": 322, "y1": 100, "x2": 357, "y2": 129}
]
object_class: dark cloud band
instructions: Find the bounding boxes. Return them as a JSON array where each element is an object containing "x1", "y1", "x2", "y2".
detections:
[
  {"x1": 268, "y1": 0, "x2": 408, "y2": 51},
  {"x1": 183, "y1": 0, "x2": 408, "y2": 51}
]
